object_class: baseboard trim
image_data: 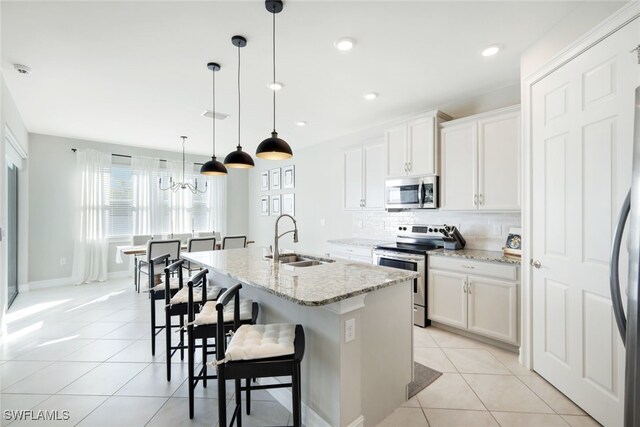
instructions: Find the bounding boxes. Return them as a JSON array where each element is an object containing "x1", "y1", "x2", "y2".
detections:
[
  {"x1": 346, "y1": 415, "x2": 365, "y2": 427},
  {"x1": 258, "y1": 378, "x2": 332, "y2": 427},
  {"x1": 23, "y1": 271, "x2": 131, "y2": 292}
]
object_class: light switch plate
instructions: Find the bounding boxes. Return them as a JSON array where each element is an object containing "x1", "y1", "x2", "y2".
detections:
[{"x1": 345, "y1": 318, "x2": 356, "y2": 343}]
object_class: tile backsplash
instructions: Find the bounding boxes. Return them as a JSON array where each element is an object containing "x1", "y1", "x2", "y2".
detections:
[{"x1": 351, "y1": 210, "x2": 521, "y2": 251}]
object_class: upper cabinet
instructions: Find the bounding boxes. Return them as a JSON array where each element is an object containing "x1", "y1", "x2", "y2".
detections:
[
  {"x1": 440, "y1": 106, "x2": 521, "y2": 211},
  {"x1": 344, "y1": 140, "x2": 385, "y2": 211},
  {"x1": 385, "y1": 111, "x2": 452, "y2": 178}
]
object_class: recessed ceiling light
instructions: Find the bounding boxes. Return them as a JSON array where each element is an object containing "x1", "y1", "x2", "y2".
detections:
[
  {"x1": 201, "y1": 110, "x2": 229, "y2": 120},
  {"x1": 363, "y1": 92, "x2": 378, "y2": 101},
  {"x1": 482, "y1": 46, "x2": 500, "y2": 57},
  {"x1": 334, "y1": 37, "x2": 356, "y2": 52},
  {"x1": 296, "y1": 121, "x2": 307, "y2": 127},
  {"x1": 13, "y1": 64, "x2": 32, "y2": 75},
  {"x1": 268, "y1": 81, "x2": 284, "y2": 91}
]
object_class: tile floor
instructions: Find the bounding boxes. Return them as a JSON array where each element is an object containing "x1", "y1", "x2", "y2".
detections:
[{"x1": 0, "y1": 278, "x2": 601, "y2": 427}]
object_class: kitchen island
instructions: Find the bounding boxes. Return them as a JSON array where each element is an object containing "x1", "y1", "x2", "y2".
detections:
[{"x1": 182, "y1": 247, "x2": 419, "y2": 427}]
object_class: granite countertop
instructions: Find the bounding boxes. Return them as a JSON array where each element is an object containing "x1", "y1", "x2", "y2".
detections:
[
  {"x1": 182, "y1": 246, "x2": 419, "y2": 307},
  {"x1": 429, "y1": 248, "x2": 521, "y2": 265},
  {"x1": 326, "y1": 238, "x2": 393, "y2": 248}
]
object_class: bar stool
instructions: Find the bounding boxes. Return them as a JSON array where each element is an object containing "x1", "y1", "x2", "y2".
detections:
[
  {"x1": 163, "y1": 259, "x2": 222, "y2": 381},
  {"x1": 186, "y1": 274, "x2": 258, "y2": 419},
  {"x1": 182, "y1": 237, "x2": 216, "y2": 276},
  {"x1": 148, "y1": 254, "x2": 181, "y2": 356},
  {"x1": 214, "y1": 284, "x2": 305, "y2": 427}
]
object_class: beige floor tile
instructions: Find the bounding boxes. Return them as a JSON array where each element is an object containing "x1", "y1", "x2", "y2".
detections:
[
  {"x1": 146, "y1": 397, "x2": 219, "y2": 427},
  {"x1": 518, "y1": 375, "x2": 586, "y2": 415},
  {"x1": 2, "y1": 362, "x2": 99, "y2": 394},
  {"x1": 401, "y1": 396, "x2": 421, "y2": 408},
  {"x1": 416, "y1": 373, "x2": 485, "y2": 410},
  {"x1": 463, "y1": 374, "x2": 554, "y2": 414},
  {"x1": 115, "y1": 362, "x2": 188, "y2": 397},
  {"x1": 427, "y1": 327, "x2": 489, "y2": 349},
  {"x1": 61, "y1": 339, "x2": 136, "y2": 362},
  {"x1": 377, "y1": 407, "x2": 429, "y2": 427},
  {"x1": 442, "y1": 348, "x2": 510, "y2": 374},
  {"x1": 0, "y1": 361, "x2": 52, "y2": 390},
  {"x1": 485, "y1": 347, "x2": 534, "y2": 376},
  {"x1": 225, "y1": 399, "x2": 290, "y2": 427},
  {"x1": 10, "y1": 395, "x2": 108, "y2": 426},
  {"x1": 424, "y1": 408, "x2": 498, "y2": 427},
  {"x1": 491, "y1": 411, "x2": 570, "y2": 427},
  {"x1": 76, "y1": 396, "x2": 168, "y2": 427},
  {"x1": 58, "y1": 362, "x2": 147, "y2": 395},
  {"x1": 414, "y1": 348, "x2": 457, "y2": 373},
  {"x1": 0, "y1": 394, "x2": 50, "y2": 426},
  {"x1": 414, "y1": 327, "x2": 438, "y2": 347},
  {"x1": 561, "y1": 415, "x2": 603, "y2": 427}
]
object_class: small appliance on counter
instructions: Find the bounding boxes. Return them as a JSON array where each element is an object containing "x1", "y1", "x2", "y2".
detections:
[{"x1": 373, "y1": 224, "x2": 466, "y2": 327}]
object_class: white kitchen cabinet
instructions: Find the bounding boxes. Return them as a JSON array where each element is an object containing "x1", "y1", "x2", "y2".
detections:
[
  {"x1": 329, "y1": 244, "x2": 374, "y2": 264},
  {"x1": 428, "y1": 255, "x2": 519, "y2": 345},
  {"x1": 440, "y1": 106, "x2": 520, "y2": 211},
  {"x1": 344, "y1": 141, "x2": 385, "y2": 211},
  {"x1": 385, "y1": 111, "x2": 451, "y2": 178}
]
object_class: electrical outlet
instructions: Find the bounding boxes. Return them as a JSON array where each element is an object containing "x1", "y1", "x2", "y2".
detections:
[
  {"x1": 492, "y1": 225, "x2": 502, "y2": 236},
  {"x1": 60, "y1": 257, "x2": 66, "y2": 266},
  {"x1": 345, "y1": 318, "x2": 356, "y2": 343}
]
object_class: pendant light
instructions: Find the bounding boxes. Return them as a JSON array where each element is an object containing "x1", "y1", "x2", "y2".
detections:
[
  {"x1": 200, "y1": 62, "x2": 228, "y2": 176},
  {"x1": 256, "y1": 0, "x2": 293, "y2": 160},
  {"x1": 224, "y1": 35, "x2": 255, "y2": 168}
]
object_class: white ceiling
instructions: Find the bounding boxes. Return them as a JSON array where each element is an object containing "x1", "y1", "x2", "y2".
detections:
[{"x1": 1, "y1": 1, "x2": 605, "y2": 157}]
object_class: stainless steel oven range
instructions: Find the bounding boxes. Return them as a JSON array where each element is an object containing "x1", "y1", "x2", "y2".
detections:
[{"x1": 373, "y1": 224, "x2": 465, "y2": 327}]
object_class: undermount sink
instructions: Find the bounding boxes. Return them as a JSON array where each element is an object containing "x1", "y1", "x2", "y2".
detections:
[
  {"x1": 264, "y1": 253, "x2": 335, "y2": 268},
  {"x1": 285, "y1": 260, "x2": 322, "y2": 267}
]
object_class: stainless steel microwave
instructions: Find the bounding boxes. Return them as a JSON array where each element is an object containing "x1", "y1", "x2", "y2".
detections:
[{"x1": 385, "y1": 176, "x2": 438, "y2": 210}]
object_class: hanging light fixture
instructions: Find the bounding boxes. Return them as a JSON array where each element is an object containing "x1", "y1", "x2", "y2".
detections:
[
  {"x1": 200, "y1": 62, "x2": 228, "y2": 176},
  {"x1": 159, "y1": 136, "x2": 207, "y2": 193},
  {"x1": 256, "y1": 0, "x2": 293, "y2": 160},
  {"x1": 224, "y1": 35, "x2": 255, "y2": 169}
]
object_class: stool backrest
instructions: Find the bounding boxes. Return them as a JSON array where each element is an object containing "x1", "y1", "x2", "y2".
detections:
[
  {"x1": 133, "y1": 234, "x2": 153, "y2": 246},
  {"x1": 187, "y1": 237, "x2": 216, "y2": 253},
  {"x1": 215, "y1": 283, "x2": 243, "y2": 361},
  {"x1": 147, "y1": 239, "x2": 181, "y2": 262},
  {"x1": 164, "y1": 259, "x2": 184, "y2": 303},
  {"x1": 187, "y1": 269, "x2": 209, "y2": 320},
  {"x1": 223, "y1": 235, "x2": 247, "y2": 249},
  {"x1": 148, "y1": 253, "x2": 171, "y2": 288}
]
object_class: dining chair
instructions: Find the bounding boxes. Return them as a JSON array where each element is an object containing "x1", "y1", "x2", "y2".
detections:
[
  {"x1": 183, "y1": 237, "x2": 216, "y2": 275},
  {"x1": 222, "y1": 235, "x2": 247, "y2": 249},
  {"x1": 171, "y1": 233, "x2": 193, "y2": 243},
  {"x1": 197, "y1": 231, "x2": 214, "y2": 238},
  {"x1": 138, "y1": 239, "x2": 181, "y2": 292},
  {"x1": 131, "y1": 234, "x2": 153, "y2": 292}
]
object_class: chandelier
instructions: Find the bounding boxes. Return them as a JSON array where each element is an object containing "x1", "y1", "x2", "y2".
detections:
[{"x1": 159, "y1": 136, "x2": 207, "y2": 194}]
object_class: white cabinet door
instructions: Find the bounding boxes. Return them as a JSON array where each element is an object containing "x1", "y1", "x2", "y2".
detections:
[
  {"x1": 363, "y1": 143, "x2": 385, "y2": 209},
  {"x1": 344, "y1": 147, "x2": 363, "y2": 210},
  {"x1": 478, "y1": 113, "x2": 520, "y2": 210},
  {"x1": 385, "y1": 124, "x2": 407, "y2": 177},
  {"x1": 428, "y1": 269, "x2": 467, "y2": 329},
  {"x1": 440, "y1": 123, "x2": 477, "y2": 210},
  {"x1": 408, "y1": 116, "x2": 436, "y2": 176},
  {"x1": 467, "y1": 275, "x2": 518, "y2": 344}
]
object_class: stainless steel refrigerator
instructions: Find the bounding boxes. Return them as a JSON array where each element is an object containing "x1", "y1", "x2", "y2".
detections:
[{"x1": 611, "y1": 85, "x2": 640, "y2": 427}]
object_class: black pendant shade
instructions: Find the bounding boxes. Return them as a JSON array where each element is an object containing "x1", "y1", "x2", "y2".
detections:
[
  {"x1": 224, "y1": 35, "x2": 255, "y2": 169},
  {"x1": 200, "y1": 156, "x2": 228, "y2": 175},
  {"x1": 256, "y1": 131, "x2": 292, "y2": 160},
  {"x1": 256, "y1": 0, "x2": 293, "y2": 161}
]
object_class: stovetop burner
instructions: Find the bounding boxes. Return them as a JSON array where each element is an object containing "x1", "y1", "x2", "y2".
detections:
[
  {"x1": 374, "y1": 223, "x2": 466, "y2": 253},
  {"x1": 375, "y1": 242, "x2": 441, "y2": 255}
]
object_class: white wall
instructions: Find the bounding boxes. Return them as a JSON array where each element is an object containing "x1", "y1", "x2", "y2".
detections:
[
  {"x1": 226, "y1": 168, "x2": 249, "y2": 236},
  {"x1": 28, "y1": 133, "x2": 248, "y2": 284},
  {"x1": 248, "y1": 87, "x2": 522, "y2": 256},
  {"x1": 520, "y1": 1, "x2": 626, "y2": 79}
]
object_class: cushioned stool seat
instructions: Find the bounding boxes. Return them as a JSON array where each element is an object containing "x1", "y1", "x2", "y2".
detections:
[
  {"x1": 224, "y1": 324, "x2": 295, "y2": 362},
  {"x1": 169, "y1": 286, "x2": 222, "y2": 305},
  {"x1": 149, "y1": 277, "x2": 181, "y2": 292},
  {"x1": 194, "y1": 299, "x2": 253, "y2": 326}
]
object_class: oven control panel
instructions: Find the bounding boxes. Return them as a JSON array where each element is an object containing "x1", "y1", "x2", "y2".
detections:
[{"x1": 396, "y1": 224, "x2": 458, "y2": 237}]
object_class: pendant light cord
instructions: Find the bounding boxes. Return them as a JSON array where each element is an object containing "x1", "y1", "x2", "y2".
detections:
[
  {"x1": 212, "y1": 68, "x2": 216, "y2": 158},
  {"x1": 182, "y1": 137, "x2": 186, "y2": 182},
  {"x1": 238, "y1": 44, "x2": 241, "y2": 149},
  {"x1": 272, "y1": 10, "x2": 276, "y2": 132}
]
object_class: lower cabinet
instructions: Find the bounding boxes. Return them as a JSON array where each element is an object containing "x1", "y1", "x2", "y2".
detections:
[
  {"x1": 329, "y1": 244, "x2": 374, "y2": 264},
  {"x1": 428, "y1": 257, "x2": 519, "y2": 344}
]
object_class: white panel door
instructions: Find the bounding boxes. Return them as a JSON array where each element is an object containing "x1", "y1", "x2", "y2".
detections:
[
  {"x1": 344, "y1": 147, "x2": 363, "y2": 210},
  {"x1": 386, "y1": 125, "x2": 407, "y2": 177},
  {"x1": 363, "y1": 142, "x2": 385, "y2": 210},
  {"x1": 478, "y1": 112, "x2": 521, "y2": 210},
  {"x1": 467, "y1": 276, "x2": 518, "y2": 344},
  {"x1": 408, "y1": 116, "x2": 436, "y2": 176},
  {"x1": 428, "y1": 269, "x2": 467, "y2": 328},
  {"x1": 531, "y1": 20, "x2": 638, "y2": 427},
  {"x1": 440, "y1": 123, "x2": 477, "y2": 210}
]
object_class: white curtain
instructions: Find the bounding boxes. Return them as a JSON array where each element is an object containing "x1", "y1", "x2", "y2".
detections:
[
  {"x1": 131, "y1": 156, "x2": 160, "y2": 235},
  {"x1": 72, "y1": 149, "x2": 111, "y2": 284}
]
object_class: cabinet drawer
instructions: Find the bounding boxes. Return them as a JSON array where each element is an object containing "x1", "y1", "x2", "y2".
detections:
[
  {"x1": 329, "y1": 244, "x2": 373, "y2": 259},
  {"x1": 429, "y1": 255, "x2": 517, "y2": 281}
]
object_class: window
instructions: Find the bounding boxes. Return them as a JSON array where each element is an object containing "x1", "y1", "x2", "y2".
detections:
[{"x1": 108, "y1": 163, "x2": 133, "y2": 237}]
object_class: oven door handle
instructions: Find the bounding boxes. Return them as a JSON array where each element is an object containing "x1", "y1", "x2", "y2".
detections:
[{"x1": 374, "y1": 252, "x2": 425, "y2": 262}]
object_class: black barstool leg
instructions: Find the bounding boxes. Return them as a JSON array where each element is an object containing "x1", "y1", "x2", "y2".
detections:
[
  {"x1": 150, "y1": 293, "x2": 156, "y2": 355},
  {"x1": 218, "y1": 367, "x2": 227, "y2": 427},
  {"x1": 292, "y1": 362, "x2": 301, "y2": 427},
  {"x1": 235, "y1": 378, "x2": 242, "y2": 427},
  {"x1": 179, "y1": 315, "x2": 185, "y2": 360},
  {"x1": 245, "y1": 378, "x2": 251, "y2": 415},
  {"x1": 165, "y1": 307, "x2": 171, "y2": 381},
  {"x1": 188, "y1": 330, "x2": 195, "y2": 419},
  {"x1": 202, "y1": 338, "x2": 207, "y2": 388}
]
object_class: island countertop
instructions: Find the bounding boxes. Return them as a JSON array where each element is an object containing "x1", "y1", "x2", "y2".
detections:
[{"x1": 182, "y1": 246, "x2": 419, "y2": 307}]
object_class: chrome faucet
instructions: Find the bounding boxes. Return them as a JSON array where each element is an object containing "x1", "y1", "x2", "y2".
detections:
[{"x1": 274, "y1": 214, "x2": 298, "y2": 262}]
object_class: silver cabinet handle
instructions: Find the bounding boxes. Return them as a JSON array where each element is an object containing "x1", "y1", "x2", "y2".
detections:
[
  {"x1": 408, "y1": 161, "x2": 412, "y2": 172},
  {"x1": 473, "y1": 194, "x2": 478, "y2": 206},
  {"x1": 404, "y1": 163, "x2": 407, "y2": 173},
  {"x1": 463, "y1": 281, "x2": 467, "y2": 293},
  {"x1": 479, "y1": 194, "x2": 484, "y2": 205},
  {"x1": 362, "y1": 198, "x2": 366, "y2": 207},
  {"x1": 468, "y1": 283, "x2": 472, "y2": 294},
  {"x1": 462, "y1": 265, "x2": 475, "y2": 269},
  {"x1": 530, "y1": 259, "x2": 541, "y2": 269}
]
